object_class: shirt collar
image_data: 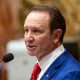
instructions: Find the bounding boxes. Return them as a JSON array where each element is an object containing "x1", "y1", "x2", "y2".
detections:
[{"x1": 38, "y1": 44, "x2": 65, "y2": 70}]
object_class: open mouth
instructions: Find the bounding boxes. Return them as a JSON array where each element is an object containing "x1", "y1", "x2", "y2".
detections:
[
  {"x1": 28, "y1": 45, "x2": 35, "y2": 47},
  {"x1": 27, "y1": 45, "x2": 36, "y2": 49},
  {"x1": 28, "y1": 46, "x2": 34, "y2": 48}
]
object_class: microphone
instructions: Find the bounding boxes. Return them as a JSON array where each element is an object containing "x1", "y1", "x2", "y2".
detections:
[{"x1": 0, "y1": 53, "x2": 14, "y2": 63}]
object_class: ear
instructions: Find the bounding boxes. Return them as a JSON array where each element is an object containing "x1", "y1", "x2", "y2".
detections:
[{"x1": 52, "y1": 29, "x2": 62, "y2": 44}]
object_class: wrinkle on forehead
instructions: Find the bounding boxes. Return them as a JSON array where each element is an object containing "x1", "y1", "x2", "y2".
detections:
[{"x1": 24, "y1": 11, "x2": 49, "y2": 27}]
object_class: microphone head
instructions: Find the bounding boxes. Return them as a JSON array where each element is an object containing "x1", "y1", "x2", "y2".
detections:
[{"x1": 2, "y1": 53, "x2": 14, "y2": 63}]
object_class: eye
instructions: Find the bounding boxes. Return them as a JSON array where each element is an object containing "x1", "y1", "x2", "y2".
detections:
[
  {"x1": 33, "y1": 29, "x2": 40, "y2": 33},
  {"x1": 33, "y1": 29, "x2": 43, "y2": 35},
  {"x1": 24, "y1": 29, "x2": 29, "y2": 33}
]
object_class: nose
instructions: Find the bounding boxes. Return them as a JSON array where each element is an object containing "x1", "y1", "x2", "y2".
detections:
[{"x1": 24, "y1": 31, "x2": 34, "y2": 43}]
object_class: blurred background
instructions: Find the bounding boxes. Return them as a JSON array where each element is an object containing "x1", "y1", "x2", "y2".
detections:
[{"x1": 0, "y1": 0, "x2": 80, "y2": 80}]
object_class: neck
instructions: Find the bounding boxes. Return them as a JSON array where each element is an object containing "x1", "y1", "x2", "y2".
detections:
[{"x1": 37, "y1": 43, "x2": 62, "y2": 61}]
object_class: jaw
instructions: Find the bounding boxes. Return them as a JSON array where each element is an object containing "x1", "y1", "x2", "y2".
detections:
[{"x1": 36, "y1": 43, "x2": 62, "y2": 61}]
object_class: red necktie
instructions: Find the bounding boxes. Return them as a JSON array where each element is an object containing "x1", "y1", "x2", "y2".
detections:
[{"x1": 31, "y1": 63, "x2": 41, "y2": 80}]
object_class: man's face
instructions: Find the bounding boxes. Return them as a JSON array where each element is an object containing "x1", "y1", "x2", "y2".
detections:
[{"x1": 24, "y1": 11, "x2": 54, "y2": 60}]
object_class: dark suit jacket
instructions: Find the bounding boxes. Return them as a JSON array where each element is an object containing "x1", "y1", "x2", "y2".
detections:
[{"x1": 40, "y1": 50, "x2": 80, "y2": 80}]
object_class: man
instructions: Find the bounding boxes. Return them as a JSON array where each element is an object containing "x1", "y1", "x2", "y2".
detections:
[{"x1": 24, "y1": 4, "x2": 80, "y2": 80}]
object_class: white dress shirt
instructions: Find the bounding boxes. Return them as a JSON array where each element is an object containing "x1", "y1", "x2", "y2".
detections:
[{"x1": 37, "y1": 44, "x2": 65, "y2": 80}]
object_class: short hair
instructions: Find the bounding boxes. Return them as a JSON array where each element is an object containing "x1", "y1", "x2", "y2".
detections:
[{"x1": 29, "y1": 4, "x2": 66, "y2": 43}]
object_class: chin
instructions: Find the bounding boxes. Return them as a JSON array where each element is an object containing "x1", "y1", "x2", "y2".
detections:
[{"x1": 28, "y1": 52, "x2": 36, "y2": 56}]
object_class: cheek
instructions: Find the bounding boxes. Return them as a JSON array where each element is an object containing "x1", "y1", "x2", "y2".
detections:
[
  {"x1": 24, "y1": 37, "x2": 26, "y2": 44},
  {"x1": 37, "y1": 36, "x2": 52, "y2": 49},
  {"x1": 24, "y1": 35, "x2": 26, "y2": 41},
  {"x1": 37, "y1": 36, "x2": 47, "y2": 44}
]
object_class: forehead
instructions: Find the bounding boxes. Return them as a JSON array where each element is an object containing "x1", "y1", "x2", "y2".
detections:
[{"x1": 24, "y1": 11, "x2": 50, "y2": 27}]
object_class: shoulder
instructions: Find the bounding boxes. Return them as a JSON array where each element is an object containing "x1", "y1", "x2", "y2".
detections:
[
  {"x1": 62, "y1": 71, "x2": 80, "y2": 80},
  {"x1": 65, "y1": 50, "x2": 80, "y2": 69},
  {"x1": 61, "y1": 50, "x2": 80, "y2": 73}
]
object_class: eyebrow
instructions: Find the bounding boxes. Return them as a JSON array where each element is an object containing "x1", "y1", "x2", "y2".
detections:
[{"x1": 24, "y1": 24, "x2": 43, "y2": 29}]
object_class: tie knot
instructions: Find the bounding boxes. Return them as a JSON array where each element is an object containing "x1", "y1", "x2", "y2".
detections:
[
  {"x1": 31, "y1": 63, "x2": 41, "y2": 80},
  {"x1": 32, "y1": 63, "x2": 41, "y2": 75}
]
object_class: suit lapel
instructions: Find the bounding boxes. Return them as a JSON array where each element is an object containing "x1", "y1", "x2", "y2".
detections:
[{"x1": 40, "y1": 50, "x2": 69, "y2": 80}]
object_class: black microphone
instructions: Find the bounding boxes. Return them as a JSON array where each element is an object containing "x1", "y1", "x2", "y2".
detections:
[{"x1": 0, "y1": 53, "x2": 14, "y2": 63}]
